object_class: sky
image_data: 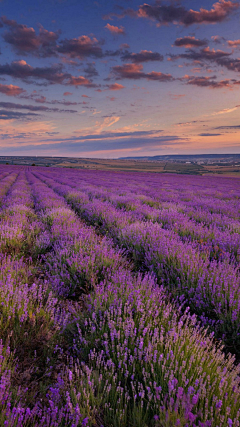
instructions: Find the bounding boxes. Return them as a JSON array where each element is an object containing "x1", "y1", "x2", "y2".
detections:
[{"x1": 0, "y1": 0, "x2": 240, "y2": 158}]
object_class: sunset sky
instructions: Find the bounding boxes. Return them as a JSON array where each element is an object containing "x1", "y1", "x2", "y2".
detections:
[{"x1": 0, "y1": 0, "x2": 240, "y2": 157}]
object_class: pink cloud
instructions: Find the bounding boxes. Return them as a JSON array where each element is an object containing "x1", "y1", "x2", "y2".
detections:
[
  {"x1": 107, "y1": 83, "x2": 125, "y2": 91},
  {"x1": 1, "y1": 16, "x2": 60, "y2": 57},
  {"x1": 0, "y1": 83, "x2": 25, "y2": 96},
  {"x1": 105, "y1": 23, "x2": 125, "y2": 35},
  {"x1": 35, "y1": 96, "x2": 47, "y2": 103},
  {"x1": 67, "y1": 76, "x2": 92, "y2": 86},
  {"x1": 112, "y1": 63, "x2": 173, "y2": 82},
  {"x1": 57, "y1": 35, "x2": 103, "y2": 59},
  {"x1": 228, "y1": 39, "x2": 240, "y2": 47},
  {"x1": 211, "y1": 35, "x2": 225, "y2": 44}
]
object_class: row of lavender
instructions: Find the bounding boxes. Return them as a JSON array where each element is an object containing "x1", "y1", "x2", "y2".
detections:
[
  {"x1": 35, "y1": 168, "x2": 240, "y2": 354},
  {"x1": 0, "y1": 168, "x2": 67, "y2": 426},
  {"x1": 0, "y1": 165, "x2": 240, "y2": 426},
  {"x1": 0, "y1": 167, "x2": 105, "y2": 426}
]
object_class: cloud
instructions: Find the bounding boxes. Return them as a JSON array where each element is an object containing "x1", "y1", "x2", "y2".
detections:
[
  {"x1": 0, "y1": 83, "x2": 25, "y2": 96},
  {"x1": 213, "y1": 105, "x2": 240, "y2": 114},
  {"x1": 0, "y1": 109, "x2": 38, "y2": 120},
  {"x1": 228, "y1": 39, "x2": 240, "y2": 47},
  {"x1": 137, "y1": 0, "x2": 239, "y2": 26},
  {"x1": 171, "y1": 46, "x2": 231, "y2": 63},
  {"x1": 215, "y1": 125, "x2": 240, "y2": 129},
  {"x1": 181, "y1": 74, "x2": 239, "y2": 88},
  {"x1": 0, "y1": 101, "x2": 77, "y2": 113},
  {"x1": 199, "y1": 133, "x2": 222, "y2": 136},
  {"x1": 120, "y1": 43, "x2": 130, "y2": 50},
  {"x1": 0, "y1": 126, "x2": 184, "y2": 154},
  {"x1": 72, "y1": 129, "x2": 164, "y2": 140},
  {"x1": 36, "y1": 99, "x2": 81, "y2": 107},
  {"x1": 83, "y1": 63, "x2": 99, "y2": 77},
  {"x1": 67, "y1": 75, "x2": 94, "y2": 87},
  {"x1": 63, "y1": 92, "x2": 73, "y2": 96},
  {"x1": 51, "y1": 100, "x2": 82, "y2": 106},
  {"x1": 94, "y1": 116, "x2": 120, "y2": 132},
  {"x1": 106, "y1": 83, "x2": 125, "y2": 90},
  {"x1": 19, "y1": 93, "x2": 83, "y2": 106},
  {"x1": 0, "y1": 119, "x2": 187, "y2": 155},
  {"x1": 103, "y1": 8, "x2": 137, "y2": 21},
  {"x1": 211, "y1": 35, "x2": 226, "y2": 44},
  {"x1": 0, "y1": 60, "x2": 68, "y2": 83},
  {"x1": 173, "y1": 37, "x2": 208, "y2": 48},
  {"x1": 1, "y1": 16, "x2": 60, "y2": 57},
  {"x1": 121, "y1": 50, "x2": 164, "y2": 63},
  {"x1": 32, "y1": 95, "x2": 47, "y2": 103},
  {"x1": 0, "y1": 119, "x2": 57, "y2": 139},
  {"x1": 218, "y1": 57, "x2": 240, "y2": 72},
  {"x1": 105, "y1": 23, "x2": 125, "y2": 35},
  {"x1": 106, "y1": 1, "x2": 239, "y2": 26},
  {"x1": 57, "y1": 35, "x2": 103, "y2": 58},
  {"x1": 0, "y1": 133, "x2": 184, "y2": 155},
  {"x1": 112, "y1": 63, "x2": 173, "y2": 82},
  {"x1": 0, "y1": 60, "x2": 96, "y2": 86},
  {"x1": 176, "y1": 120, "x2": 205, "y2": 126},
  {"x1": 0, "y1": 130, "x2": 60, "y2": 140},
  {"x1": 171, "y1": 47, "x2": 240, "y2": 74}
]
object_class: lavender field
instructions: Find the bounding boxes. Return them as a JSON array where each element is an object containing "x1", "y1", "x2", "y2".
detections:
[{"x1": 1, "y1": 165, "x2": 240, "y2": 427}]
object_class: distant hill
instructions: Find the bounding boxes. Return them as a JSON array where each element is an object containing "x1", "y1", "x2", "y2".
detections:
[{"x1": 119, "y1": 154, "x2": 240, "y2": 163}]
